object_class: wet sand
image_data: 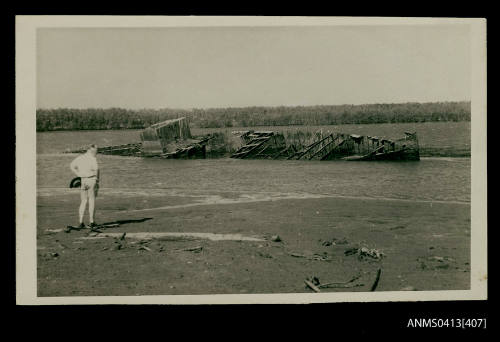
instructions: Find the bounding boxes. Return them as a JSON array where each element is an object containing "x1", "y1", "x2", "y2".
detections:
[{"x1": 37, "y1": 192, "x2": 470, "y2": 296}]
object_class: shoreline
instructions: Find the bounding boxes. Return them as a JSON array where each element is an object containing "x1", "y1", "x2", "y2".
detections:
[
  {"x1": 35, "y1": 119, "x2": 472, "y2": 133},
  {"x1": 37, "y1": 193, "x2": 470, "y2": 296}
]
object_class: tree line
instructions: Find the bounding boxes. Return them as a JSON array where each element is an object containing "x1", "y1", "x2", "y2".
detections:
[{"x1": 36, "y1": 101, "x2": 470, "y2": 131}]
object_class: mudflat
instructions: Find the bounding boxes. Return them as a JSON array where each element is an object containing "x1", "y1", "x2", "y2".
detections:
[{"x1": 37, "y1": 193, "x2": 470, "y2": 296}]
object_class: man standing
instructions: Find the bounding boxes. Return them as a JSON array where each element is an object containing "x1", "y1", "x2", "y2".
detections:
[{"x1": 70, "y1": 144, "x2": 100, "y2": 229}]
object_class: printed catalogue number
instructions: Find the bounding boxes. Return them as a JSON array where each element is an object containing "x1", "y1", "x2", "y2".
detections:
[{"x1": 407, "y1": 318, "x2": 486, "y2": 329}]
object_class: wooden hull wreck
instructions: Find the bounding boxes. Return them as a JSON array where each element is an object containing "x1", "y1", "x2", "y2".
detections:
[
  {"x1": 231, "y1": 131, "x2": 420, "y2": 161},
  {"x1": 66, "y1": 117, "x2": 419, "y2": 161},
  {"x1": 65, "y1": 117, "x2": 213, "y2": 159}
]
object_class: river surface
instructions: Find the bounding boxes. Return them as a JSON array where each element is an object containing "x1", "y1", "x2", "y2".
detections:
[
  {"x1": 37, "y1": 123, "x2": 471, "y2": 205},
  {"x1": 37, "y1": 153, "x2": 470, "y2": 204},
  {"x1": 37, "y1": 122, "x2": 471, "y2": 156}
]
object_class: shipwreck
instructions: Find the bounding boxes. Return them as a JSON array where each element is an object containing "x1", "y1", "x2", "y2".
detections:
[
  {"x1": 66, "y1": 117, "x2": 213, "y2": 158},
  {"x1": 139, "y1": 117, "x2": 211, "y2": 158},
  {"x1": 66, "y1": 116, "x2": 420, "y2": 161},
  {"x1": 230, "y1": 130, "x2": 420, "y2": 161}
]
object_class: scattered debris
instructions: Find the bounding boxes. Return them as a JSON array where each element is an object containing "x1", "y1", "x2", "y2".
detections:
[
  {"x1": 64, "y1": 225, "x2": 88, "y2": 233},
  {"x1": 318, "y1": 274, "x2": 362, "y2": 289},
  {"x1": 359, "y1": 247, "x2": 384, "y2": 260},
  {"x1": 345, "y1": 246, "x2": 384, "y2": 260},
  {"x1": 271, "y1": 235, "x2": 282, "y2": 242},
  {"x1": 304, "y1": 279, "x2": 321, "y2": 293},
  {"x1": 401, "y1": 286, "x2": 417, "y2": 291},
  {"x1": 322, "y1": 238, "x2": 348, "y2": 246},
  {"x1": 119, "y1": 232, "x2": 127, "y2": 240},
  {"x1": 323, "y1": 283, "x2": 364, "y2": 289},
  {"x1": 288, "y1": 251, "x2": 331, "y2": 262},
  {"x1": 114, "y1": 244, "x2": 123, "y2": 250},
  {"x1": 57, "y1": 242, "x2": 69, "y2": 249},
  {"x1": 289, "y1": 252, "x2": 308, "y2": 258},
  {"x1": 344, "y1": 248, "x2": 358, "y2": 256},
  {"x1": 309, "y1": 276, "x2": 320, "y2": 286},
  {"x1": 85, "y1": 231, "x2": 101, "y2": 238},
  {"x1": 79, "y1": 232, "x2": 264, "y2": 242},
  {"x1": 417, "y1": 256, "x2": 455, "y2": 270},
  {"x1": 182, "y1": 246, "x2": 203, "y2": 253},
  {"x1": 50, "y1": 252, "x2": 59, "y2": 258},
  {"x1": 311, "y1": 254, "x2": 332, "y2": 262},
  {"x1": 257, "y1": 251, "x2": 273, "y2": 258},
  {"x1": 429, "y1": 256, "x2": 445, "y2": 262},
  {"x1": 370, "y1": 268, "x2": 382, "y2": 291},
  {"x1": 305, "y1": 274, "x2": 364, "y2": 291},
  {"x1": 427, "y1": 256, "x2": 454, "y2": 263},
  {"x1": 138, "y1": 245, "x2": 152, "y2": 252}
]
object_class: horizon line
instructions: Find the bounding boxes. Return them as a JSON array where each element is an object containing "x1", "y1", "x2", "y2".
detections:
[{"x1": 36, "y1": 100, "x2": 471, "y2": 111}]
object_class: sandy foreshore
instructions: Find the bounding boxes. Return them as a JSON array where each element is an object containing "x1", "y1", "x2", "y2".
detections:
[{"x1": 37, "y1": 192, "x2": 470, "y2": 296}]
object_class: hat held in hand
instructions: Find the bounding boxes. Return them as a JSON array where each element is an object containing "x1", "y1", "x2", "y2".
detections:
[{"x1": 69, "y1": 177, "x2": 81, "y2": 188}]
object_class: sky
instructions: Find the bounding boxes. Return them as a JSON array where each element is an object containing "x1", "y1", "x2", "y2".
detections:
[{"x1": 36, "y1": 25, "x2": 471, "y2": 109}]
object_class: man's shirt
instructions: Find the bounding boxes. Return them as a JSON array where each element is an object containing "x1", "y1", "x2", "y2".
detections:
[{"x1": 70, "y1": 152, "x2": 99, "y2": 178}]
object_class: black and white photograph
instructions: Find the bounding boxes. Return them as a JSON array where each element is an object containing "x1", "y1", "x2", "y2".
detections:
[{"x1": 16, "y1": 16, "x2": 487, "y2": 304}]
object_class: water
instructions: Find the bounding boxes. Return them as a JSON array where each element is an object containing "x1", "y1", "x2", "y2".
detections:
[
  {"x1": 38, "y1": 153, "x2": 470, "y2": 204},
  {"x1": 37, "y1": 123, "x2": 471, "y2": 205},
  {"x1": 36, "y1": 121, "x2": 471, "y2": 156}
]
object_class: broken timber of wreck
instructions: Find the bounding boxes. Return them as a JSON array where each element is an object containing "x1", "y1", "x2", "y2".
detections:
[
  {"x1": 65, "y1": 117, "x2": 214, "y2": 159},
  {"x1": 65, "y1": 116, "x2": 419, "y2": 161},
  {"x1": 231, "y1": 131, "x2": 420, "y2": 161}
]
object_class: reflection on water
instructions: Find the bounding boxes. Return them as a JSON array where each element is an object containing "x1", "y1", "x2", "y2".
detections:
[{"x1": 37, "y1": 154, "x2": 471, "y2": 204}]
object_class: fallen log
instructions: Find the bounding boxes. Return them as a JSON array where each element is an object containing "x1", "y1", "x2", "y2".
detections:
[
  {"x1": 304, "y1": 279, "x2": 321, "y2": 293},
  {"x1": 370, "y1": 268, "x2": 382, "y2": 291},
  {"x1": 181, "y1": 246, "x2": 203, "y2": 252},
  {"x1": 319, "y1": 283, "x2": 364, "y2": 289},
  {"x1": 318, "y1": 274, "x2": 362, "y2": 288}
]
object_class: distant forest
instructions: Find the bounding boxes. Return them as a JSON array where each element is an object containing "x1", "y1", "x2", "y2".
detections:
[{"x1": 36, "y1": 101, "x2": 470, "y2": 131}]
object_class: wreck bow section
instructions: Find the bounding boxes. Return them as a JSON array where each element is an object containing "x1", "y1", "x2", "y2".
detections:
[
  {"x1": 140, "y1": 118, "x2": 192, "y2": 156},
  {"x1": 65, "y1": 117, "x2": 212, "y2": 158}
]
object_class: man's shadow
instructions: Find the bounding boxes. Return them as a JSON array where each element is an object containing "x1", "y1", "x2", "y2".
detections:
[{"x1": 101, "y1": 217, "x2": 153, "y2": 225}]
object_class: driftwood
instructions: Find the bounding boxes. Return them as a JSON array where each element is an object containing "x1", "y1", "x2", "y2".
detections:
[
  {"x1": 319, "y1": 283, "x2": 364, "y2": 289},
  {"x1": 318, "y1": 274, "x2": 362, "y2": 288},
  {"x1": 304, "y1": 279, "x2": 321, "y2": 293},
  {"x1": 370, "y1": 268, "x2": 382, "y2": 291},
  {"x1": 288, "y1": 251, "x2": 331, "y2": 262},
  {"x1": 182, "y1": 246, "x2": 203, "y2": 252},
  {"x1": 289, "y1": 252, "x2": 308, "y2": 258}
]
